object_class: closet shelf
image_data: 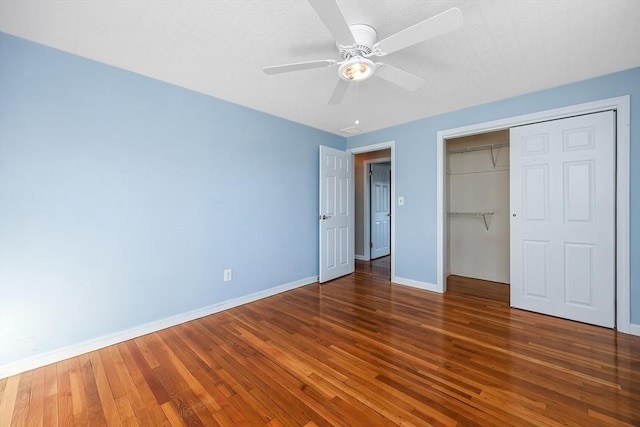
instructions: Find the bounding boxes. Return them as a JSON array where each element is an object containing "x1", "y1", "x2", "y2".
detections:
[
  {"x1": 447, "y1": 142, "x2": 508, "y2": 169},
  {"x1": 448, "y1": 212, "x2": 494, "y2": 231}
]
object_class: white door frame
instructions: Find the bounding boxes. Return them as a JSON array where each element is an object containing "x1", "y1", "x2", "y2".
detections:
[
  {"x1": 349, "y1": 141, "x2": 396, "y2": 280},
  {"x1": 436, "y1": 96, "x2": 633, "y2": 335},
  {"x1": 361, "y1": 157, "x2": 391, "y2": 261}
]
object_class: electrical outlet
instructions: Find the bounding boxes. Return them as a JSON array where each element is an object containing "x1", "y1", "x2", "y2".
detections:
[{"x1": 223, "y1": 269, "x2": 232, "y2": 282}]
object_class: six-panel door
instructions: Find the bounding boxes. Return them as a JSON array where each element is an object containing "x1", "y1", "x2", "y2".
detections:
[
  {"x1": 510, "y1": 111, "x2": 615, "y2": 328},
  {"x1": 319, "y1": 146, "x2": 354, "y2": 283}
]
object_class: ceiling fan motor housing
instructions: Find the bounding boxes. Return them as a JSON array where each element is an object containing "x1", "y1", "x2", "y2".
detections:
[{"x1": 337, "y1": 24, "x2": 377, "y2": 58}]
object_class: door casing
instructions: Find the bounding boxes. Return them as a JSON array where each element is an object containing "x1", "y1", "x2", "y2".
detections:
[
  {"x1": 349, "y1": 141, "x2": 396, "y2": 281},
  {"x1": 436, "y1": 96, "x2": 633, "y2": 334}
]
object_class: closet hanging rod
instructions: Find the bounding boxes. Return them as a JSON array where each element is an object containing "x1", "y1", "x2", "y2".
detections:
[{"x1": 447, "y1": 142, "x2": 509, "y2": 154}]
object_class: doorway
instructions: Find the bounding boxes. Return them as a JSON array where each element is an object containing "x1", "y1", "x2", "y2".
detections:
[
  {"x1": 445, "y1": 130, "x2": 510, "y2": 300},
  {"x1": 436, "y1": 96, "x2": 632, "y2": 333},
  {"x1": 349, "y1": 141, "x2": 396, "y2": 281},
  {"x1": 354, "y1": 152, "x2": 391, "y2": 261},
  {"x1": 445, "y1": 113, "x2": 615, "y2": 327}
]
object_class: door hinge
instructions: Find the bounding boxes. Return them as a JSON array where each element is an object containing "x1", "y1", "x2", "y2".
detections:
[{"x1": 369, "y1": 242, "x2": 373, "y2": 248}]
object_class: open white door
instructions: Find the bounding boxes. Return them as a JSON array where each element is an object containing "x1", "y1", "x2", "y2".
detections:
[
  {"x1": 510, "y1": 111, "x2": 615, "y2": 327},
  {"x1": 319, "y1": 146, "x2": 354, "y2": 283},
  {"x1": 370, "y1": 163, "x2": 391, "y2": 259}
]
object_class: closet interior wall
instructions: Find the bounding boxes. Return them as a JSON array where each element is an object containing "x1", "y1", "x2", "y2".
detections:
[{"x1": 447, "y1": 130, "x2": 510, "y2": 284}]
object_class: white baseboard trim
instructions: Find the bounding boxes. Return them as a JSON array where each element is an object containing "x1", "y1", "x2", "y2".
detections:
[
  {"x1": 626, "y1": 322, "x2": 640, "y2": 337},
  {"x1": 0, "y1": 275, "x2": 318, "y2": 379},
  {"x1": 354, "y1": 254, "x2": 369, "y2": 261},
  {"x1": 392, "y1": 276, "x2": 440, "y2": 293}
]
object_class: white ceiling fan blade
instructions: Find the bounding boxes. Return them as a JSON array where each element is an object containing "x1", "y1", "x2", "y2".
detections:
[
  {"x1": 375, "y1": 7, "x2": 463, "y2": 55},
  {"x1": 375, "y1": 64, "x2": 425, "y2": 91},
  {"x1": 263, "y1": 59, "x2": 337, "y2": 75},
  {"x1": 307, "y1": 0, "x2": 356, "y2": 47},
  {"x1": 328, "y1": 79, "x2": 350, "y2": 105}
]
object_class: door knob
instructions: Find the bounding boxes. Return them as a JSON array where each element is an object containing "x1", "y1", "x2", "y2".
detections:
[
  {"x1": 387, "y1": 213, "x2": 391, "y2": 217},
  {"x1": 320, "y1": 214, "x2": 332, "y2": 220}
]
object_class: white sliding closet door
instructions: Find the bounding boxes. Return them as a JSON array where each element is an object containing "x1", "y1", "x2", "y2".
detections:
[{"x1": 510, "y1": 111, "x2": 615, "y2": 328}]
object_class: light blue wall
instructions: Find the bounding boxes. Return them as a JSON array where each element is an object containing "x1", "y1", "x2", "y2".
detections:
[
  {"x1": 347, "y1": 67, "x2": 640, "y2": 325},
  {"x1": 0, "y1": 33, "x2": 344, "y2": 366},
  {"x1": 1, "y1": 31, "x2": 638, "y2": 369}
]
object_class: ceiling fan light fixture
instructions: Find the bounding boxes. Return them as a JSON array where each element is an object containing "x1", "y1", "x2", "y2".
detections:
[{"x1": 339, "y1": 57, "x2": 374, "y2": 82}]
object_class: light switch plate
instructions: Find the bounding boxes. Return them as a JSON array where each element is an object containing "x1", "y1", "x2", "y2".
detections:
[{"x1": 398, "y1": 196, "x2": 405, "y2": 206}]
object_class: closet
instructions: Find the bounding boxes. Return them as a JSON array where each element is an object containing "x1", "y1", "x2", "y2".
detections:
[{"x1": 446, "y1": 130, "x2": 510, "y2": 286}]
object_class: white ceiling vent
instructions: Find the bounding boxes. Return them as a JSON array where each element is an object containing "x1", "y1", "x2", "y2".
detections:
[{"x1": 340, "y1": 126, "x2": 363, "y2": 135}]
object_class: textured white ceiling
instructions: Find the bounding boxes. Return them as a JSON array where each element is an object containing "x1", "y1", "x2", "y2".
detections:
[{"x1": 1, "y1": 0, "x2": 639, "y2": 135}]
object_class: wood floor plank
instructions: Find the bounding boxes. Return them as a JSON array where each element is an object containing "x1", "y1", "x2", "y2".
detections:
[
  {"x1": 145, "y1": 331, "x2": 221, "y2": 426},
  {"x1": 115, "y1": 341, "x2": 171, "y2": 426},
  {"x1": 122, "y1": 340, "x2": 170, "y2": 407},
  {"x1": 54, "y1": 359, "x2": 72, "y2": 427},
  {"x1": 153, "y1": 329, "x2": 223, "y2": 413},
  {"x1": 105, "y1": 345, "x2": 144, "y2": 413},
  {"x1": 78, "y1": 353, "x2": 108, "y2": 426},
  {"x1": 67, "y1": 357, "x2": 89, "y2": 425},
  {"x1": 134, "y1": 334, "x2": 161, "y2": 369},
  {"x1": 140, "y1": 336, "x2": 207, "y2": 427},
  {"x1": 0, "y1": 375, "x2": 20, "y2": 427},
  {"x1": 97, "y1": 347, "x2": 127, "y2": 401},
  {"x1": 12, "y1": 370, "x2": 33, "y2": 426},
  {"x1": 160, "y1": 401, "x2": 188, "y2": 427},
  {"x1": 90, "y1": 351, "x2": 123, "y2": 426},
  {"x1": 42, "y1": 364, "x2": 59, "y2": 427},
  {"x1": 242, "y1": 351, "x2": 337, "y2": 427},
  {"x1": 1, "y1": 258, "x2": 639, "y2": 425},
  {"x1": 26, "y1": 366, "x2": 45, "y2": 427},
  {"x1": 114, "y1": 396, "x2": 138, "y2": 426},
  {"x1": 167, "y1": 325, "x2": 253, "y2": 426}
]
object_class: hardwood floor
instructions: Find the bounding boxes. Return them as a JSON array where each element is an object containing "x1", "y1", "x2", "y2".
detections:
[
  {"x1": 1, "y1": 260, "x2": 638, "y2": 426},
  {"x1": 446, "y1": 274, "x2": 510, "y2": 303}
]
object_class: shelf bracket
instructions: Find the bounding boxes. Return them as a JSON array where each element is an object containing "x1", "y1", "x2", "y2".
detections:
[
  {"x1": 490, "y1": 146, "x2": 497, "y2": 169},
  {"x1": 481, "y1": 214, "x2": 490, "y2": 231},
  {"x1": 448, "y1": 212, "x2": 494, "y2": 231}
]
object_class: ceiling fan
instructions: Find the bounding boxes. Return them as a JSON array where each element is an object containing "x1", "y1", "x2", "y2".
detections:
[{"x1": 263, "y1": 0, "x2": 463, "y2": 105}]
